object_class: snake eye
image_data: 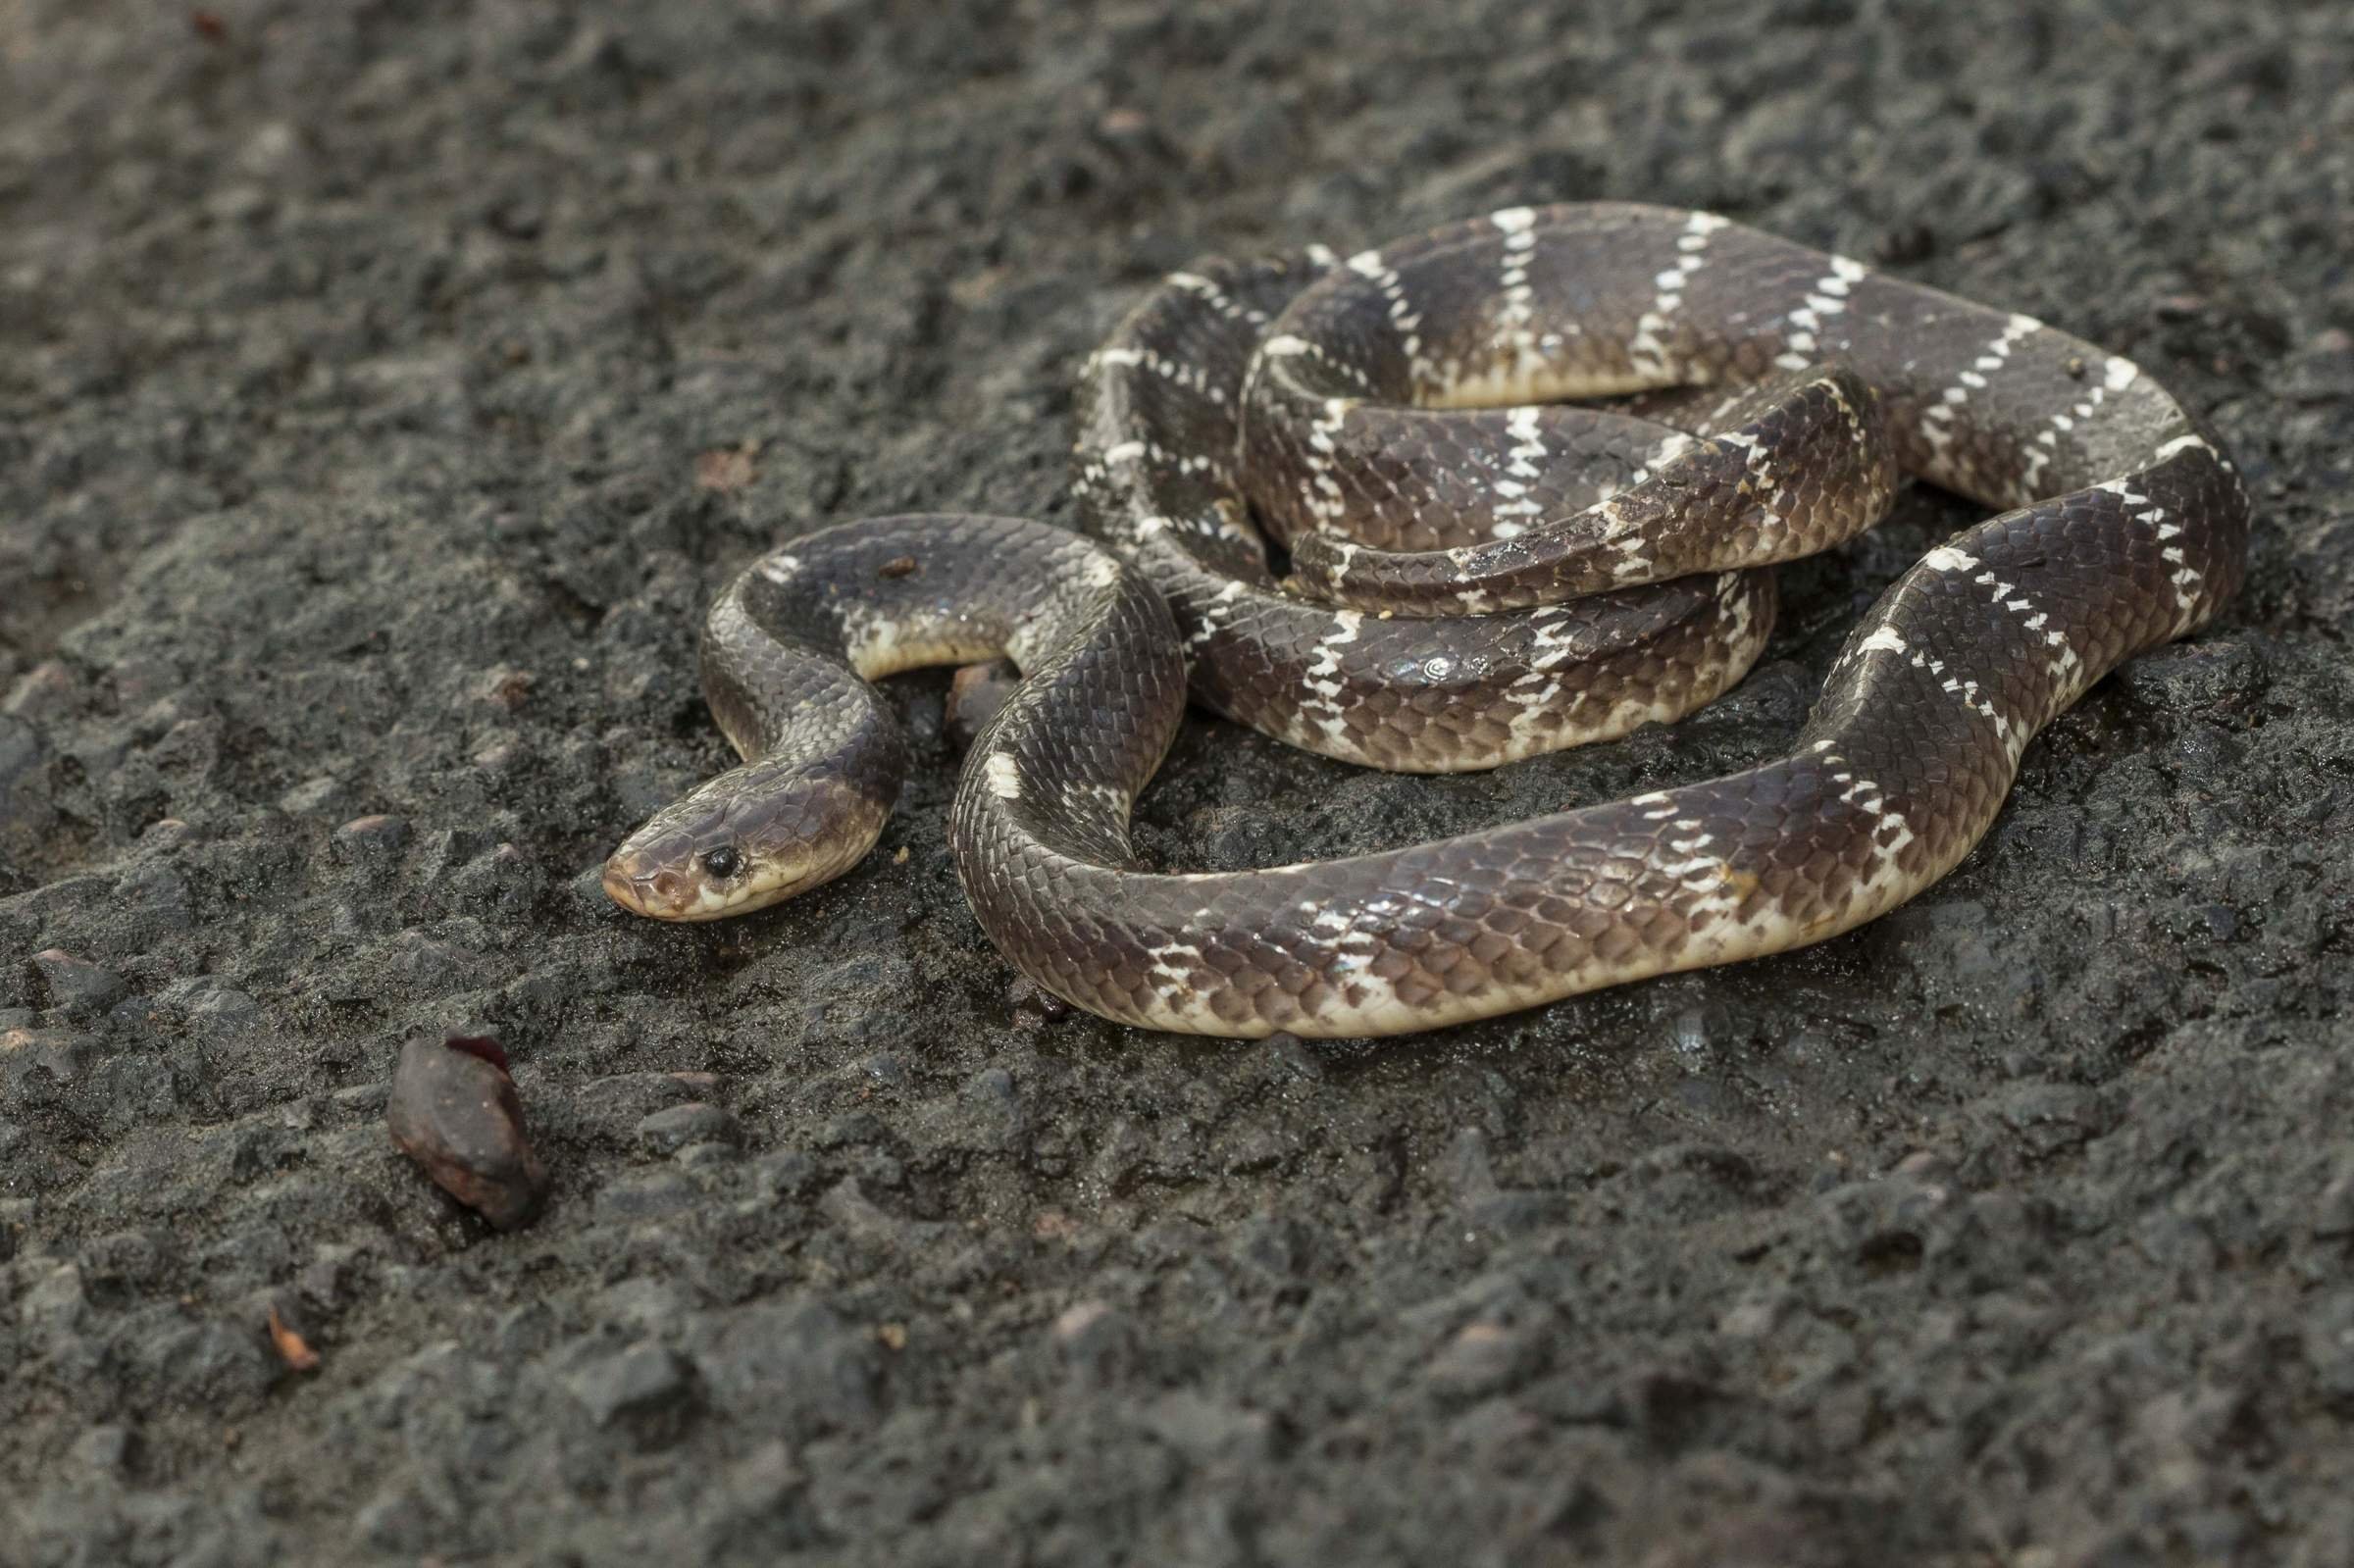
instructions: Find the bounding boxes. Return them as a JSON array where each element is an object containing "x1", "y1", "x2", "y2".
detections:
[{"x1": 699, "y1": 845, "x2": 744, "y2": 881}]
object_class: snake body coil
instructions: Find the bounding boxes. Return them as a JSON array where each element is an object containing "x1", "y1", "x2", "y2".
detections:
[{"x1": 603, "y1": 204, "x2": 2250, "y2": 1039}]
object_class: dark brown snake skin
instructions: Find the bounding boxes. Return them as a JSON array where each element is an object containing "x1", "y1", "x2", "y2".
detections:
[{"x1": 603, "y1": 204, "x2": 2251, "y2": 1039}]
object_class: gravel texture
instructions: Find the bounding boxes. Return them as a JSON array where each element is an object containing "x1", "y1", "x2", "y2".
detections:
[{"x1": 4, "y1": 1, "x2": 2351, "y2": 1563}]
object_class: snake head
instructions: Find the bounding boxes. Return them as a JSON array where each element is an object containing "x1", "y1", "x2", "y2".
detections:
[{"x1": 601, "y1": 759, "x2": 888, "y2": 921}]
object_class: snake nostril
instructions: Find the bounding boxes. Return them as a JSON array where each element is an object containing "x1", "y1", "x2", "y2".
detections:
[{"x1": 600, "y1": 860, "x2": 643, "y2": 914}]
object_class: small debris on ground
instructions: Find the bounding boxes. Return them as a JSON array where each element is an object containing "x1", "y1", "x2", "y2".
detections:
[
  {"x1": 946, "y1": 658, "x2": 1024, "y2": 750},
  {"x1": 267, "y1": 1304, "x2": 321, "y2": 1373},
  {"x1": 693, "y1": 441, "x2": 760, "y2": 495},
  {"x1": 386, "y1": 1035, "x2": 550, "y2": 1230}
]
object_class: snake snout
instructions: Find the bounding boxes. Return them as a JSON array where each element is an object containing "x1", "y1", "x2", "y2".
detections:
[
  {"x1": 600, "y1": 854, "x2": 672, "y2": 919},
  {"x1": 602, "y1": 819, "x2": 780, "y2": 921},
  {"x1": 600, "y1": 831, "x2": 715, "y2": 919}
]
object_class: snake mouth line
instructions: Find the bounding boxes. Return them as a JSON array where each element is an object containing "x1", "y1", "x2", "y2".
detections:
[
  {"x1": 600, "y1": 859, "x2": 744, "y2": 922},
  {"x1": 602, "y1": 831, "x2": 859, "y2": 922}
]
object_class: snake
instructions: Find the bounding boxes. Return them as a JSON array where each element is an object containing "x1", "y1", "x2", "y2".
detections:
[{"x1": 601, "y1": 203, "x2": 2250, "y2": 1040}]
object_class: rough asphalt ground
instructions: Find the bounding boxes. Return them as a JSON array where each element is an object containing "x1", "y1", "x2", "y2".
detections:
[{"x1": 4, "y1": 1, "x2": 2352, "y2": 1562}]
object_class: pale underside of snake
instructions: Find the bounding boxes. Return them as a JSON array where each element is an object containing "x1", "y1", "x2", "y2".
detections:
[{"x1": 602, "y1": 203, "x2": 2250, "y2": 1040}]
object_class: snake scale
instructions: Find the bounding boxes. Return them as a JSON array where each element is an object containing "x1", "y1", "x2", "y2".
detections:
[{"x1": 603, "y1": 203, "x2": 2250, "y2": 1039}]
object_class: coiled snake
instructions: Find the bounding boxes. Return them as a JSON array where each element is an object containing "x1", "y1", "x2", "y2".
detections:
[{"x1": 602, "y1": 204, "x2": 2250, "y2": 1039}]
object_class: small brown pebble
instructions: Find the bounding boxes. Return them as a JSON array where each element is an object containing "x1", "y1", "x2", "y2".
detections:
[
  {"x1": 948, "y1": 267, "x2": 1008, "y2": 307},
  {"x1": 267, "y1": 1304, "x2": 321, "y2": 1372},
  {"x1": 878, "y1": 554, "x2": 919, "y2": 579},
  {"x1": 386, "y1": 1036, "x2": 549, "y2": 1230},
  {"x1": 1052, "y1": 1300, "x2": 1110, "y2": 1340},
  {"x1": 875, "y1": 1323, "x2": 908, "y2": 1350},
  {"x1": 1892, "y1": 1149, "x2": 1953, "y2": 1180},
  {"x1": 333, "y1": 814, "x2": 411, "y2": 860},
  {"x1": 480, "y1": 667, "x2": 535, "y2": 709},
  {"x1": 693, "y1": 442, "x2": 760, "y2": 495},
  {"x1": 946, "y1": 659, "x2": 1023, "y2": 751}
]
